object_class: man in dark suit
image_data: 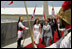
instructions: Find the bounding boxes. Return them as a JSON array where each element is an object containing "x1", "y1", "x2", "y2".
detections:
[
  {"x1": 49, "y1": 19, "x2": 55, "y2": 44},
  {"x1": 40, "y1": 19, "x2": 45, "y2": 44}
]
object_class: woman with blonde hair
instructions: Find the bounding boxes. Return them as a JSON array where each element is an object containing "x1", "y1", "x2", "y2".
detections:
[{"x1": 43, "y1": 19, "x2": 53, "y2": 47}]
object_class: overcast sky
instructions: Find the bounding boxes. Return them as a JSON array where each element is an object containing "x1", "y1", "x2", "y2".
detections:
[{"x1": 1, "y1": 1, "x2": 64, "y2": 8}]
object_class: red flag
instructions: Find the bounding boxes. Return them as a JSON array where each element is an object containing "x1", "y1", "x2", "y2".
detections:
[
  {"x1": 9, "y1": 1, "x2": 13, "y2": 5},
  {"x1": 31, "y1": 5, "x2": 36, "y2": 20},
  {"x1": 43, "y1": 13, "x2": 45, "y2": 20}
]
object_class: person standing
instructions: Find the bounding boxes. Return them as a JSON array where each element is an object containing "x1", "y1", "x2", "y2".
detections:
[
  {"x1": 33, "y1": 18, "x2": 41, "y2": 48},
  {"x1": 53, "y1": 19, "x2": 61, "y2": 39},
  {"x1": 40, "y1": 19, "x2": 45, "y2": 44},
  {"x1": 49, "y1": 19, "x2": 55, "y2": 43},
  {"x1": 17, "y1": 16, "x2": 29, "y2": 48},
  {"x1": 43, "y1": 20, "x2": 53, "y2": 47}
]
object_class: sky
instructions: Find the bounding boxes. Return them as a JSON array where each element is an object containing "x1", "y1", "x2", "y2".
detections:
[{"x1": 1, "y1": 1, "x2": 64, "y2": 8}]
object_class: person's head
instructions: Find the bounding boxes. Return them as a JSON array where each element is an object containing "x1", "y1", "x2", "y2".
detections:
[
  {"x1": 58, "y1": 18, "x2": 70, "y2": 28},
  {"x1": 50, "y1": 19, "x2": 53, "y2": 23},
  {"x1": 47, "y1": 18, "x2": 50, "y2": 22},
  {"x1": 33, "y1": 18, "x2": 39, "y2": 25},
  {"x1": 45, "y1": 19, "x2": 48, "y2": 25},
  {"x1": 57, "y1": 8, "x2": 71, "y2": 27},
  {"x1": 47, "y1": 18, "x2": 49, "y2": 21},
  {"x1": 19, "y1": 16, "x2": 23, "y2": 22},
  {"x1": 57, "y1": 1, "x2": 71, "y2": 27}
]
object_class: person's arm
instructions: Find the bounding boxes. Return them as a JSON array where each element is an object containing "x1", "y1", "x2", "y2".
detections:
[
  {"x1": 57, "y1": 23, "x2": 65, "y2": 31},
  {"x1": 58, "y1": 23, "x2": 60, "y2": 29},
  {"x1": 58, "y1": 28, "x2": 65, "y2": 32},
  {"x1": 58, "y1": 23, "x2": 65, "y2": 31},
  {"x1": 19, "y1": 22, "x2": 29, "y2": 30}
]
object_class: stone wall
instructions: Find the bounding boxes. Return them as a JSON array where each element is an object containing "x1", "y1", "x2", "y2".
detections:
[{"x1": 1, "y1": 21, "x2": 32, "y2": 47}]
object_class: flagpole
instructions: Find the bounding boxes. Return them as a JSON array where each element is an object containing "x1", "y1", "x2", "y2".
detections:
[
  {"x1": 43, "y1": 1, "x2": 48, "y2": 20},
  {"x1": 24, "y1": 1, "x2": 35, "y2": 48}
]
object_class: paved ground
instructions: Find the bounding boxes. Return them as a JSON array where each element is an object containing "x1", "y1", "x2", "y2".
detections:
[{"x1": 2, "y1": 37, "x2": 37, "y2": 48}]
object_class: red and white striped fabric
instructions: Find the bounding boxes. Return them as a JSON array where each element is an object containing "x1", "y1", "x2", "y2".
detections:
[
  {"x1": 8, "y1": 1, "x2": 13, "y2": 5},
  {"x1": 56, "y1": 16, "x2": 59, "y2": 22},
  {"x1": 51, "y1": 8, "x2": 55, "y2": 18},
  {"x1": 56, "y1": 16, "x2": 58, "y2": 21},
  {"x1": 3, "y1": 1, "x2": 13, "y2": 8},
  {"x1": 43, "y1": 13, "x2": 45, "y2": 20},
  {"x1": 31, "y1": 5, "x2": 36, "y2": 20}
]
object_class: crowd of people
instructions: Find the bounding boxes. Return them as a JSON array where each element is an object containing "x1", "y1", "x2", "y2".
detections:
[
  {"x1": 17, "y1": 16, "x2": 62, "y2": 48},
  {"x1": 16, "y1": 1, "x2": 71, "y2": 48},
  {"x1": 33, "y1": 17, "x2": 61, "y2": 47},
  {"x1": 17, "y1": 15, "x2": 71, "y2": 48}
]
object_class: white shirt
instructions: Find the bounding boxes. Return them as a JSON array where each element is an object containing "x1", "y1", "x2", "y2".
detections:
[{"x1": 34, "y1": 24, "x2": 40, "y2": 33}]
